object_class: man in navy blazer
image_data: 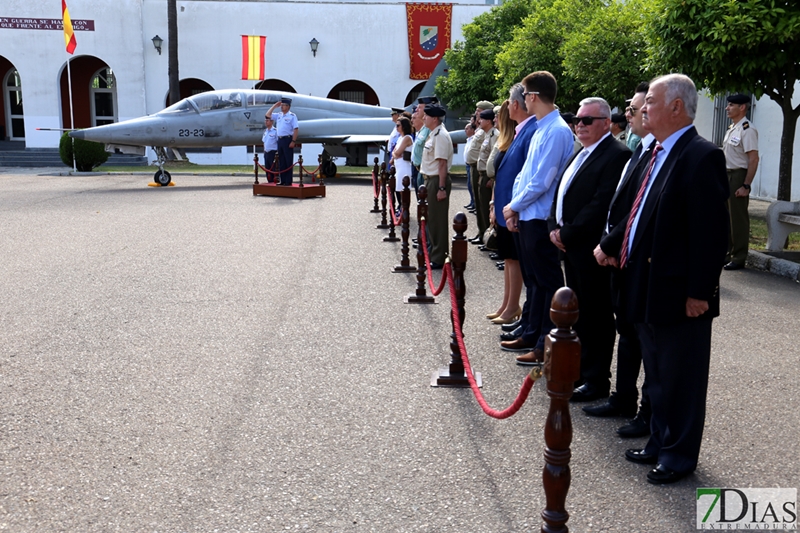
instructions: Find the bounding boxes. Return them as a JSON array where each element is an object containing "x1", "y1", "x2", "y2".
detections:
[
  {"x1": 546, "y1": 97, "x2": 630, "y2": 393},
  {"x1": 596, "y1": 74, "x2": 729, "y2": 484}
]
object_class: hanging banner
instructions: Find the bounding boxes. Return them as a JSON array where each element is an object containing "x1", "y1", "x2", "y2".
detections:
[
  {"x1": 406, "y1": 3, "x2": 451, "y2": 80},
  {"x1": 241, "y1": 35, "x2": 266, "y2": 80}
]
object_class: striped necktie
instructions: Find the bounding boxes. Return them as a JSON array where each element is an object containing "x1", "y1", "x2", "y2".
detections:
[{"x1": 619, "y1": 143, "x2": 663, "y2": 268}]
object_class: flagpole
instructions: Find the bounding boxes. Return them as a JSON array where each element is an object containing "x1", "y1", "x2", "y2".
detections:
[{"x1": 66, "y1": 54, "x2": 76, "y2": 173}]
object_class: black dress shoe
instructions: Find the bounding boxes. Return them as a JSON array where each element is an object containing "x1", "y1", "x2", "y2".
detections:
[
  {"x1": 496, "y1": 264, "x2": 504, "y2": 271},
  {"x1": 617, "y1": 412, "x2": 651, "y2": 438},
  {"x1": 469, "y1": 238, "x2": 483, "y2": 245},
  {"x1": 463, "y1": 203, "x2": 474, "y2": 209},
  {"x1": 723, "y1": 261, "x2": 744, "y2": 271},
  {"x1": 647, "y1": 464, "x2": 691, "y2": 485},
  {"x1": 499, "y1": 327, "x2": 522, "y2": 341},
  {"x1": 570, "y1": 383, "x2": 609, "y2": 403},
  {"x1": 625, "y1": 448, "x2": 658, "y2": 465},
  {"x1": 429, "y1": 262, "x2": 443, "y2": 270},
  {"x1": 489, "y1": 252, "x2": 500, "y2": 260},
  {"x1": 583, "y1": 401, "x2": 637, "y2": 418},
  {"x1": 501, "y1": 319, "x2": 522, "y2": 332},
  {"x1": 478, "y1": 245, "x2": 488, "y2": 251}
]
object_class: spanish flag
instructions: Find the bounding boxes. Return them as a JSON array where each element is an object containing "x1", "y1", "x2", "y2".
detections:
[
  {"x1": 62, "y1": 0, "x2": 77, "y2": 54},
  {"x1": 241, "y1": 35, "x2": 266, "y2": 80}
]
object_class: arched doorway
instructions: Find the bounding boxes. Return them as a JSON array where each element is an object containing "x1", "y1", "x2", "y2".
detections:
[
  {"x1": 255, "y1": 79, "x2": 296, "y2": 93},
  {"x1": 165, "y1": 78, "x2": 214, "y2": 107},
  {"x1": 60, "y1": 56, "x2": 113, "y2": 129},
  {"x1": 2, "y1": 64, "x2": 24, "y2": 140},
  {"x1": 326, "y1": 80, "x2": 379, "y2": 106},
  {"x1": 404, "y1": 82, "x2": 426, "y2": 107}
]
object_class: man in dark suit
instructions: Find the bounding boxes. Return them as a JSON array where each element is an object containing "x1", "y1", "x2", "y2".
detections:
[
  {"x1": 595, "y1": 74, "x2": 729, "y2": 484},
  {"x1": 543, "y1": 98, "x2": 630, "y2": 399},
  {"x1": 587, "y1": 82, "x2": 654, "y2": 438}
]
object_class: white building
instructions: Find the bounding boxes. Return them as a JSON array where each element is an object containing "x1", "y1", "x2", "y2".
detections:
[
  {"x1": 1, "y1": 0, "x2": 493, "y2": 166},
  {"x1": 2, "y1": 0, "x2": 799, "y2": 201}
]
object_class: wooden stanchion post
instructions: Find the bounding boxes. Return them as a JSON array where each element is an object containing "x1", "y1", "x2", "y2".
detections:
[
  {"x1": 253, "y1": 152, "x2": 260, "y2": 185},
  {"x1": 370, "y1": 157, "x2": 381, "y2": 213},
  {"x1": 318, "y1": 153, "x2": 325, "y2": 186},
  {"x1": 541, "y1": 287, "x2": 580, "y2": 533},
  {"x1": 431, "y1": 212, "x2": 478, "y2": 387},
  {"x1": 298, "y1": 155, "x2": 304, "y2": 188},
  {"x1": 272, "y1": 152, "x2": 280, "y2": 183},
  {"x1": 376, "y1": 163, "x2": 391, "y2": 229},
  {"x1": 405, "y1": 185, "x2": 436, "y2": 304},
  {"x1": 384, "y1": 169, "x2": 400, "y2": 242},
  {"x1": 393, "y1": 176, "x2": 416, "y2": 273}
]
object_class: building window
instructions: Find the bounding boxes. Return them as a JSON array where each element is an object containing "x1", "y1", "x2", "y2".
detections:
[
  {"x1": 90, "y1": 68, "x2": 117, "y2": 127},
  {"x1": 4, "y1": 69, "x2": 25, "y2": 140},
  {"x1": 339, "y1": 91, "x2": 365, "y2": 104}
]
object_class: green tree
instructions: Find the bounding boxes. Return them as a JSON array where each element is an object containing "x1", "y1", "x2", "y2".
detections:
[
  {"x1": 494, "y1": 0, "x2": 603, "y2": 112},
  {"x1": 647, "y1": 0, "x2": 800, "y2": 201},
  {"x1": 435, "y1": 0, "x2": 533, "y2": 112},
  {"x1": 561, "y1": 0, "x2": 650, "y2": 109}
]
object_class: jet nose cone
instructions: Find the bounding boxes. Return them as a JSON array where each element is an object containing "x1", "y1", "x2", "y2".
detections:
[{"x1": 68, "y1": 130, "x2": 85, "y2": 140}]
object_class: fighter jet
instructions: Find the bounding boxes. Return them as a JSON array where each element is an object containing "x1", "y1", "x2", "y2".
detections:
[
  {"x1": 69, "y1": 90, "x2": 399, "y2": 185},
  {"x1": 70, "y1": 60, "x2": 468, "y2": 186}
]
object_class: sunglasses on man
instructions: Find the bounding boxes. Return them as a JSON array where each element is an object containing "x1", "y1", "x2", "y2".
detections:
[{"x1": 571, "y1": 115, "x2": 608, "y2": 126}]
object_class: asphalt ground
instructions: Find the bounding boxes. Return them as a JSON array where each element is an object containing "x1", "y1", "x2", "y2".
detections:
[{"x1": 0, "y1": 170, "x2": 798, "y2": 532}]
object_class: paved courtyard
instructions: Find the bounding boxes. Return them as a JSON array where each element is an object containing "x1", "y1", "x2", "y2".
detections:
[{"x1": 1, "y1": 170, "x2": 798, "y2": 532}]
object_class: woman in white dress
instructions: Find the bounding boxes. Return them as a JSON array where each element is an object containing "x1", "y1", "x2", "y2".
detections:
[{"x1": 391, "y1": 116, "x2": 414, "y2": 211}]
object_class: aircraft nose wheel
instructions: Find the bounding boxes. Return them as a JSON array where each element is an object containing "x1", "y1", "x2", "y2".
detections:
[
  {"x1": 322, "y1": 159, "x2": 337, "y2": 179},
  {"x1": 154, "y1": 169, "x2": 172, "y2": 186}
]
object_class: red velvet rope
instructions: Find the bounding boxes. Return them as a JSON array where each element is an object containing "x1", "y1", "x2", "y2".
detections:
[
  {"x1": 300, "y1": 164, "x2": 322, "y2": 182},
  {"x1": 444, "y1": 264, "x2": 542, "y2": 419},
  {"x1": 386, "y1": 192, "x2": 403, "y2": 227},
  {"x1": 418, "y1": 219, "x2": 448, "y2": 296},
  {"x1": 256, "y1": 160, "x2": 298, "y2": 176},
  {"x1": 371, "y1": 171, "x2": 379, "y2": 199}
]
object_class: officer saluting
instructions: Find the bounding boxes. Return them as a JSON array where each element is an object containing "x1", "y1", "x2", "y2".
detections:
[
  {"x1": 722, "y1": 93, "x2": 759, "y2": 271},
  {"x1": 267, "y1": 97, "x2": 299, "y2": 185}
]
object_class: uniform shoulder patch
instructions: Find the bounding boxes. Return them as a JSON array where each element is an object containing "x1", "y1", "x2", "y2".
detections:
[{"x1": 743, "y1": 122, "x2": 750, "y2": 130}]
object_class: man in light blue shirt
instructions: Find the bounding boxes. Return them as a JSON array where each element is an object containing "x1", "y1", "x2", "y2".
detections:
[
  {"x1": 261, "y1": 115, "x2": 279, "y2": 181},
  {"x1": 501, "y1": 71, "x2": 573, "y2": 360},
  {"x1": 411, "y1": 96, "x2": 437, "y2": 189},
  {"x1": 266, "y1": 97, "x2": 299, "y2": 185}
]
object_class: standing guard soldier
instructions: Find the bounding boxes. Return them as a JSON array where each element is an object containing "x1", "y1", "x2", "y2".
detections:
[
  {"x1": 722, "y1": 93, "x2": 759, "y2": 271},
  {"x1": 267, "y1": 97, "x2": 299, "y2": 185},
  {"x1": 419, "y1": 103, "x2": 453, "y2": 269},
  {"x1": 262, "y1": 114, "x2": 278, "y2": 182}
]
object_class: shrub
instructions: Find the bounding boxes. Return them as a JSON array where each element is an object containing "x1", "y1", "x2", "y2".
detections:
[{"x1": 59, "y1": 131, "x2": 109, "y2": 171}]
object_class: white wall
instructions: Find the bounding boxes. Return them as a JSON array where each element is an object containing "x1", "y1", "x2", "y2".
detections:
[
  {"x1": 696, "y1": 82, "x2": 800, "y2": 201},
  {"x1": 4, "y1": 0, "x2": 487, "y2": 154}
]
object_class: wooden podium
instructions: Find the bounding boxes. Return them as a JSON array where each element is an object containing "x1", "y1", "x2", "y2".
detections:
[{"x1": 253, "y1": 182, "x2": 326, "y2": 199}]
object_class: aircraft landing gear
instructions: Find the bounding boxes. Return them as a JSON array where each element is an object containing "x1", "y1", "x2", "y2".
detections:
[
  {"x1": 153, "y1": 147, "x2": 172, "y2": 186},
  {"x1": 154, "y1": 169, "x2": 172, "y2": 186},
  {"x1": 321, "y1": 151, "x2": 337, "y2": 179}
]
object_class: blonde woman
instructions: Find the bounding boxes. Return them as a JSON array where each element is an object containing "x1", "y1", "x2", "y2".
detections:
[{"x1": 488, "y1": 95, "x2": 536, "y2": 324}]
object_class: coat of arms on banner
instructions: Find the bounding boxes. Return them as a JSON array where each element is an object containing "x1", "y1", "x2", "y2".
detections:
[
  {"x1": 406, "y1": 3, "x2": 452, "y2": 80},
  {"x1": 420, "y1": 26, "x2": 438, "y2": 53}
]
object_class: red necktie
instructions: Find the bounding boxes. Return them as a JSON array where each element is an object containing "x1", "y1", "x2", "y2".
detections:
[{"x1": 619, "y1": 144, "x2": 662, "y2": 268}]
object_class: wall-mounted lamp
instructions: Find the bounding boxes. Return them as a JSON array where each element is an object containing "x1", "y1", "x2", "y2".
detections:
[
  {"x1": 309, "y1": 38, "x2": 319, "y2": 57},
  {"x1": 152, "y1": 35, "x2": 163, "y2": 55}
]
